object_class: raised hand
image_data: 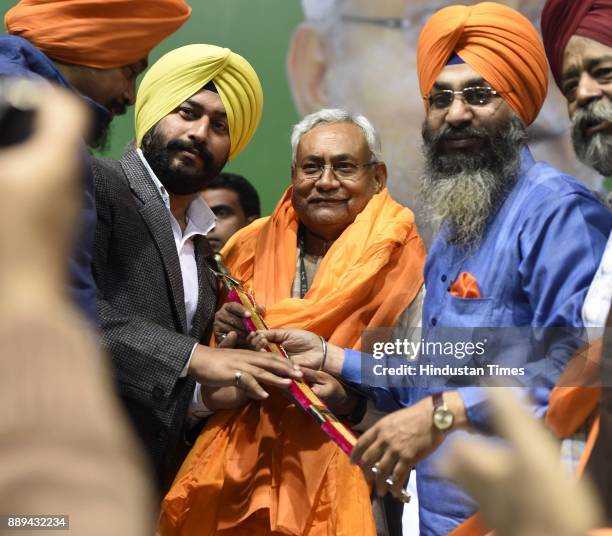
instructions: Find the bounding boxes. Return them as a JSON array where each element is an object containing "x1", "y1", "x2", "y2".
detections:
[
  {"x1": 300, "y1": 368, "x2": 359, "y2": 416},
  {"x1": 214, "y1": 302, "x2": 265, "y2": 347}
]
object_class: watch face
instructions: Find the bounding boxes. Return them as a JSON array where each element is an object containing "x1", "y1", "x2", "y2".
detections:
[{"x1": 433, "y1": 408, "x2": 454, "y2": 431}]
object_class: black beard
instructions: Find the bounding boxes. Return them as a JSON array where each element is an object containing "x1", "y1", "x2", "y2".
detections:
[
  {"x1": 90, "y1": 124, "x2": 111, "y2": 152},
  {"x1": 571, "y1": 98, "x2": 612, "y2": 177},
  {"x1": 88, "y1": 113, "x2": 112, "y2": 151},
  {"x1": 422, "y1": 116, "x2": 526, "y2": 176},
  {"x1": 141, "y1": 127, "x2": 227, "y2": 195},
  {"x1": 420, "y1": 115, "x2": 527, "y2": 246}
]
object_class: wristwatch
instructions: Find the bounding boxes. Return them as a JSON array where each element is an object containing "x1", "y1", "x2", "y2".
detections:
[{"x1": 432, "y1": 393, "x2": 454, "y2": 432}]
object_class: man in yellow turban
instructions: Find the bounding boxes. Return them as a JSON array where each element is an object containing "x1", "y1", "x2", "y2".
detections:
[
  {"x1": 92, "y1": 44, "x2": 301, "y2": 492},
  {"x1": 0, "y1": 0, "x2": 191, "y2": 325},
  {"x1": 249, "y1": 3, "x2": 612, "y2": 534}
]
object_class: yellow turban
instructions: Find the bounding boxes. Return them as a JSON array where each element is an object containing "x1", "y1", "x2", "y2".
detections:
[
  {"x1": 417, "y1": 2, "x2": 548, "y2": 126},
  {"x1": 135, "y1": 44, "x2": 263, "y2": 160}
]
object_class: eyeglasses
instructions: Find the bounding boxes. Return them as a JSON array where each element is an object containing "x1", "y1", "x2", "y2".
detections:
[
  {"x1": 339, "y1": 6, "x2": 541, "y2": 49},
  {"x1": 424, "y1": 87, "x2": 501, "y2": 110},
  {"x1": 341, "y1": 14, "x2": 416, "y2": 31},
  {"x1": 340, "y1": 11, "x2": 438, "y2": 48},
  {"x1": 296, "y1": 161, "x2": 378, "y2": 182}
]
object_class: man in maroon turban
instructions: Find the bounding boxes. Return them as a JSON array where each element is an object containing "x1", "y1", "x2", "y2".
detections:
[
  {"x1": 542, "y1": 0, "x2": 612, "y2": 525},
  {"x1": 541, "y1": 0, "x2": 612, "y2": 178}
]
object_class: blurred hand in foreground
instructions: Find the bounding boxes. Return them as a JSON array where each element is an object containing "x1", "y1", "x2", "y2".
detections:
[
  {"x1": 0, "y1": 82, "x2": 89, "y2": 306},
  {"x1": 438, "y1": 388, "x2": 602, "y2": 536}
]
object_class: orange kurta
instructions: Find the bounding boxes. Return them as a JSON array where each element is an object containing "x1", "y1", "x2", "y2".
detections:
[{"x1": 159, "y1": 188, "x2": 426, "y2": 535}]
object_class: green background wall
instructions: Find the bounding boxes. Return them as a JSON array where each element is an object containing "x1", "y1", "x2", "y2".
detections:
[{"x1": 1, "y1": 0, "x2": 303, "y2": 215}]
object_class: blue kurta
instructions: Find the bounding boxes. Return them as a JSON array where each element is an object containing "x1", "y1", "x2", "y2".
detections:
[
  {"x1": 0, "y1": 35, "x2": 110, "y2": 324},
  {"x1": 342, "y1": 147, "x2": 612, "y2": 535}
]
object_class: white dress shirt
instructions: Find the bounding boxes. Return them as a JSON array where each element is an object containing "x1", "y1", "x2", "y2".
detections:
[
  {"x1": 137, "y1": 149, "x2": 215, "y2": 418},
  {"x1": 583, "y1": 231, "x2": 612, "y2": 337}
]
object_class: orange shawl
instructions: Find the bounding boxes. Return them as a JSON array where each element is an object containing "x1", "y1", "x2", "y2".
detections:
[{"x1": 159, "y1": 188, "x2": 425, "y2": 535}]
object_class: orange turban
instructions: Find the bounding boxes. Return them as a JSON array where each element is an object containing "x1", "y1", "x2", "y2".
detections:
[
  {"x1": 416, "y1": 2, "x2": 548, "y2": 126},
  {"x1": 5, "y1": 0, "x2": 191, "y2": 69}
]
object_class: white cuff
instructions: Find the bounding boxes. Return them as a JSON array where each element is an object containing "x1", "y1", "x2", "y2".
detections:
[
  {"x1": 180, "y1": 343, "x2": 199, "y2": 378},
  {"x1": 188, "y1": 383, "x2": 214, "y2": 419}
]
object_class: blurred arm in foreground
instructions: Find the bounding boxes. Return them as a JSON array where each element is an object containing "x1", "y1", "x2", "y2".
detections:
[
  {"x1": 438, "y1": 388, "x2": 603, "y2": 536},
  {"x1": 0, "y1": 85, "x2": 152, "y2": 535}
]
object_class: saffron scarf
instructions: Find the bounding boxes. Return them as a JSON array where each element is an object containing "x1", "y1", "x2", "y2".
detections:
[{"x1": 159, "y1": 187, "x2": 425, "y2": 535}]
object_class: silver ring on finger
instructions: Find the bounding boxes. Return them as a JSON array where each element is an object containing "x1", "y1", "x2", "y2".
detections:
[
  {"x1": 371, "y1": 462, "x2": 394, "y2": 486},
  {"x1": 234, "y1": 370, "x2": 242, "y2": 387},
  {"x1": 215, "y1": 332, "x2": 227, "y2": 344}
]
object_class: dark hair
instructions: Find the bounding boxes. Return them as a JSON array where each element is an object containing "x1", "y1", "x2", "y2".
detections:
[{"x1": 204, "y1": 172, "x2": 261, "y2": 218}]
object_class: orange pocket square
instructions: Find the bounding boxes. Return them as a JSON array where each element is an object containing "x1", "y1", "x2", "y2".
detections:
[{"x1": 449, "y1": 272, "x2": 481, "y2": 299}]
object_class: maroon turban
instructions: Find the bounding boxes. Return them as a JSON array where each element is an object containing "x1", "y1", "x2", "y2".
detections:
[{"x1": 541, "y1": 0, "x2": 612, "y2": 89}]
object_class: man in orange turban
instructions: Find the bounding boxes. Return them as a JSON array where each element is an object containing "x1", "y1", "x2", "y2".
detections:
[
  {"x1": 4, "y1": 0, "x2": 191, "y2": 140},
  {"x1": 0, "y1": 0, "x2": 190, "y2": 324},
  {"x1": 416, "y1": 1, "x2": 548, "y2": 127},
  {"x1": 251, "y1": 3, "x2": 612, "y2": 534}
]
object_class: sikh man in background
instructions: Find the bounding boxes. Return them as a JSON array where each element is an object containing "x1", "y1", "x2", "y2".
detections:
[
  {"x1": 257, "y1": 3, "x2": 612, "y2": 534},
  {"x1": 159, "y1": 109, "x2": 425, "y2": 536},
  {"x1": 93, "y1": 44, "x2": 302, "y2": 492},
  {"x1": 201, "y1": 172, "x2": 261, "y2": 252},
  {"x1": 0, "y1": 0, "x2": 191, "y2": 322},
  {"x1": 543, "y1": 0, "x2": 612, "y2": 191},
  {"x1": 540, "y1": 0, "x2": 612, "y2": 524},
  {"x1": 288, "y1": 0, "x2": 601, "y2": 242}
]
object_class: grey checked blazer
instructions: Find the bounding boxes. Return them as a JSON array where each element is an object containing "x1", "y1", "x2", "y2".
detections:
[{"x1": 92, "y1": 149, "x2": 218, "y2": 490}]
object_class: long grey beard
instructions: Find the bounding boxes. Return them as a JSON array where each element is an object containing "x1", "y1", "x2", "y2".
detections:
[
  {"x1": 420, "y1": 116, "x2": 526, "y2": 246},
  {"x1": 571, "y1": 99, "x2": 612, "y2": 177}
]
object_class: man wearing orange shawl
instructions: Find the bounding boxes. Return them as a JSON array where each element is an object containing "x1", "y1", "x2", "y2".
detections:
[
  {"x1": 159, "y1": 109, "x2": 426, "y2": 535},
  {"x1": 0, "y1": 0, "x2": 190, "y2": 323}
]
